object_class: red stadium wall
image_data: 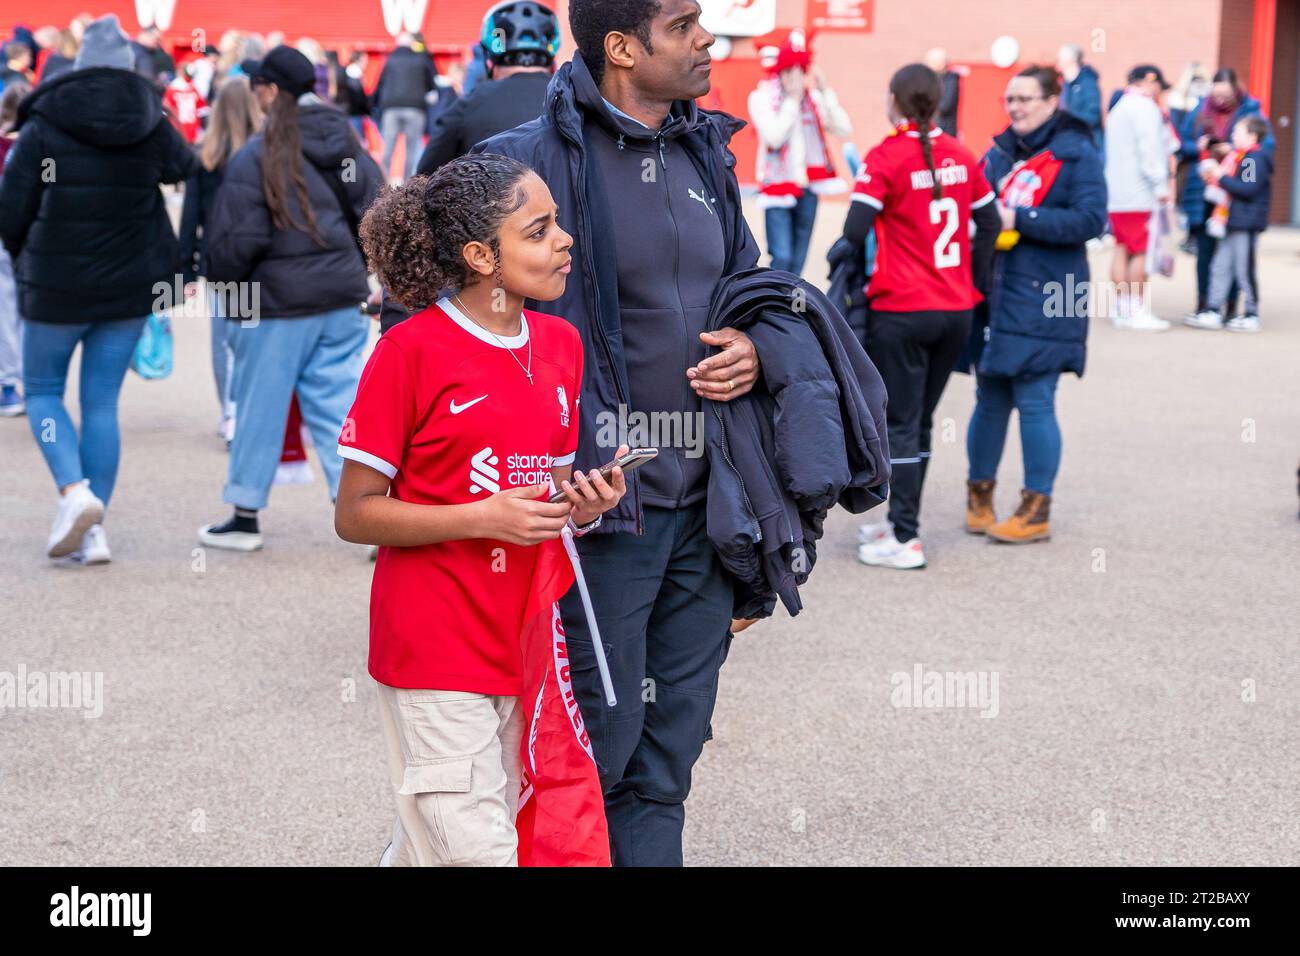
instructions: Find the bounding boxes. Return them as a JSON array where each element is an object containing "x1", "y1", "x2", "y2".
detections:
[{"x1": 3, "y1": 0, "x2": 1291, "y2": 218}]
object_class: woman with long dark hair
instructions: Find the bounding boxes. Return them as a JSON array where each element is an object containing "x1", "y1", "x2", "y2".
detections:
[
  {"x1": 198, "y1": 46, "x2": 383, "y2": 551},
  {"x1": 844, "y1": 63, "x2": 1000, "y2": 569}
]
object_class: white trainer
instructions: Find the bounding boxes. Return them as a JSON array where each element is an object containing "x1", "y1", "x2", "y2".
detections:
[
  {"x1": 198, "y1": 523, "x2": 264, "y2": 552},
  {"x1": 1121, "y1": 311, "x2": 1171, "y2": 332},
  {"x1": 857, "y1": 532, "x2": 928, "y2": 570},
  {"x1": 1183, "y1": 310, "x2": 1224, "y2": 330},
  {"x1": 1225, "y1": 314, "x2": 1261, "y2": 333},
  {"x1": 857, "y1": 518, "x2": 892, "y2": 545},
  {"x1": 74, "y1": 524, "x2": 112, "y2": 565},
  {"x1": 47, "y1": 481, "x2": 105, "y2": 558}
]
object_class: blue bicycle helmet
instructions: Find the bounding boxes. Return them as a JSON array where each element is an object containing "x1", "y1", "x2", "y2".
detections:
[{"x1": 480, "y1": 1, "x2": 561, "y2": 67}]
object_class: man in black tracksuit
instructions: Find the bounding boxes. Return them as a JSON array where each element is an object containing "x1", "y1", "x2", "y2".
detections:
[{"x1": 479, "y1": 0, "x2": 762, "y2": 866}]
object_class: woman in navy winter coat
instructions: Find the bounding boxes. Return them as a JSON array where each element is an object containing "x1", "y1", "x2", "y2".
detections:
[{"x1": 961, "y1": 65, "x2": 1107, "y2": 544}]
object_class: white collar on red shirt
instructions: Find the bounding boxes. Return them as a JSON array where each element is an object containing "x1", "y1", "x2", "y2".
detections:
[
  {"x1": 439, "y1": 295, "x2": 530, "y2": 349},
  {"x1": 898, "y1": 122, "x2": 942, "y2": 139}
]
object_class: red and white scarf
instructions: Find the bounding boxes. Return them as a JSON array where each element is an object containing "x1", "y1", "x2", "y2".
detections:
[{"x1": 756, "y1": 78, "x2": 844, "y2": 207}]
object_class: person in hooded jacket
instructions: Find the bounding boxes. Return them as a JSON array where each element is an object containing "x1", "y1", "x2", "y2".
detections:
[
  {"x1": 0, "y1": 14, "x2": 197, "y2": 565},
  {"x1": 197, "y1": 46, "x2": 383, "y2": 552},
  {"x1": 961, "y1": 65, "x2": 1107, "y2": 545},
  {"x1": 477, "y1": 0, "x2": 762, "y2": 867}
]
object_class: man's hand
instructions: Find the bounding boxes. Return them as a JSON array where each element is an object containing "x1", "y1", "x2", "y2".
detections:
[
  {"x1": 730, "y1": 617, "x2": 759, "y2": 635},
  {"x1": 689, "y1": 329, "x2": 760, "y2": 402}
]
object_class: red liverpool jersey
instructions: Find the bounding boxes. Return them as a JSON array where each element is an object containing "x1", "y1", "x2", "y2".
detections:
[
  {"x1": 338, "y1": 297, "x2": 583, "y2": 694},
  {"x1": 852, "y1": 123, "x2": 995, "y2": 312}
]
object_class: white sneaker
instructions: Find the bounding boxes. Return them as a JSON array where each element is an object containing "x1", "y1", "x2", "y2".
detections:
[
  {"x1": 1225, "y1": 314, "x2": 1261, "y2": 333},
  {"x1": 1120, "y1": 311, "x2": 1171, "y2": 332},
  {"x1": 1183, "y1": 310, "x2": 1224, "y2": 330},
  {"x1": 47, "y1": 481, "x2": 105, "y2": 558},
  {"x1": 857, "y1": 518, "x2": 892, "y2": 545},
  {"x1": 219, "y1": 415, "x2": 235, "y2": 442},
  {"x1": 857, "y1": 532, "x2": 928, "y2": 570},
  {"x1": 73, "y1": 524, "x2": 111, "y2": 565},
  {"x1": 274, "y1": 460, "x2": 315, "y2": 486},
  {"x1": 198, "y1": 522, "x2": 264, "y2": 552}
]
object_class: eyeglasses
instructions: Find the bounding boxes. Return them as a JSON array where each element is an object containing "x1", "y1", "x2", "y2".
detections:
[{"x1": 1004, "y1": 95, "x2": 1044, "y2": 107}]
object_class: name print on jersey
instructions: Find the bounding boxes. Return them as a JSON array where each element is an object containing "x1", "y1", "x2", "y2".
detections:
[{"x1": 910, "y1": 162, "x2": 970, "y2": 192}]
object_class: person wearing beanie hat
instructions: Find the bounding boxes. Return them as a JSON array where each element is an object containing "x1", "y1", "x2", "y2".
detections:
[
  {"x1": 0, "y1": 18, "x2": 198, "y2": 564},
  {"x1": 747, "y1": 29, "x2": 851, "y2": 277},
  {"x1": 73, "y1": 14, "x2": 134, "y2": 71}
]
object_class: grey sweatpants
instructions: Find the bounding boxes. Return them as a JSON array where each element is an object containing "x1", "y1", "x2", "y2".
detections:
[
  {"x1": 380, "y1": 107, "x2": 426, "y2": 182},
  {"x1": 1207, "y1": 230, "x2": 1259, "y2": 316}
]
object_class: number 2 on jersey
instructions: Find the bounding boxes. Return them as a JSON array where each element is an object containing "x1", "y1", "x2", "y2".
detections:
[{"x1": 929, "y1": 197, "x2": 960, "y2": 270}]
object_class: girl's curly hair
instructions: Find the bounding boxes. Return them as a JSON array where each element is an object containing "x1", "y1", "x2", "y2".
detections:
[{"x1": 359, "y1": 153, "x2": 533, "y2": 311}]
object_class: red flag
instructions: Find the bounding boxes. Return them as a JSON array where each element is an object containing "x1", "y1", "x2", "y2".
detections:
[{"x1": 515, "y1": 535, "x2": 611, "y2": 866}]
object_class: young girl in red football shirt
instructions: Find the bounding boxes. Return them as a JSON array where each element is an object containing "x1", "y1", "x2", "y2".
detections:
[{"x1": 334, "y1": 154, "x2": 626, "y2": 866}]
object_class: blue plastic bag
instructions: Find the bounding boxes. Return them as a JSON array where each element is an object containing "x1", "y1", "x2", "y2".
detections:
[{"x1": 131, "y1": 313, "x2": 173, "y2": 380}]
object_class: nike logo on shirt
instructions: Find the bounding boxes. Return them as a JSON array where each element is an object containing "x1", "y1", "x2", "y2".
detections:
[{"x1": 450, "y1": 395, "x2": 488, "y2": 415}]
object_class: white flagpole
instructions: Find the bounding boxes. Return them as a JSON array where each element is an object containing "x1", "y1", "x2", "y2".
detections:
[{"x1": 561, "y1": 526, "x2": 617, "y2": 707}]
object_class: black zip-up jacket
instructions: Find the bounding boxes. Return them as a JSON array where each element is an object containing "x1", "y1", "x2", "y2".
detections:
[
  {"x1": 0, "y1": 67, "x2": 196, "y2": 324},
  {"x1": 373, "y1": 46, "x2": 436, "y2": 112},
  {"x1": 477, "y1": 52, "x2": 760, "y2": 535},
  {"x1": 205, "y1": 98, "x2": 383, "y2": 318},
  {"x1": 705, "y1": 268, "x2": 890, "y2": 619},
  {"x1": 178, "y1": 162, "x2": 224, "y2": 284}
]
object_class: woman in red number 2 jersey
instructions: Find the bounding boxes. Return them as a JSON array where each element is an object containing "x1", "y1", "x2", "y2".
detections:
[{"x1": 842, "y1": 63, "x2": 1000, "y2": 570}]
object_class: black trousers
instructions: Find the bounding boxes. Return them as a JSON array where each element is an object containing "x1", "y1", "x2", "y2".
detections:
[
  {"x1": 866, "y1": 308, "x2": 972, "y2": 542},
  {"x1": 559, "y1": 503, "x2": 733, "y2": 867}
]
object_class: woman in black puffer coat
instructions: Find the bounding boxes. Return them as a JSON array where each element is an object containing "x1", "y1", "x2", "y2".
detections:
[{"x1": 0, "y1": 14, "x2": 196, "y2": 564}]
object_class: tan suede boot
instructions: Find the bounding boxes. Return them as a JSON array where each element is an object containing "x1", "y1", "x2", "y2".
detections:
[
  {"x1": 986, "y1": 489, "x2": 1051, "y2": 543},
  {"x1": 966, "y1": 480, "x2": 997, "y2": 534}
]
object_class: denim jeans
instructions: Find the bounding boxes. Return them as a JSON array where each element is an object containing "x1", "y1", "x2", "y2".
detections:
[
  {"x1": 225, "y1": 307, "x2": 368, "y2": 510},
  {"x1": 210, "y1": 289, "x2": 235, "y2": 418},
  {"x1": 764, "y1": 190, "x2": 820, "y2": 277},
  {"x1": 0, "y1": 247, "x2": 21, "y2": 387},
  {"x1": 967, "y1": 372, "x2": 1062, "y2": 496},
  {"x1": 22, "y1": 316, "x2": 148, "y2": 506},
  {"x1": 559, "y1": 504, "x2": 733, "y2": 867}
]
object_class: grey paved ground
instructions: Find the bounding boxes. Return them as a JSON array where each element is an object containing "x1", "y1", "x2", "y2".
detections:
[{"x1": 2, "y1": 207, "x2": 1298, "y2": 866}]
